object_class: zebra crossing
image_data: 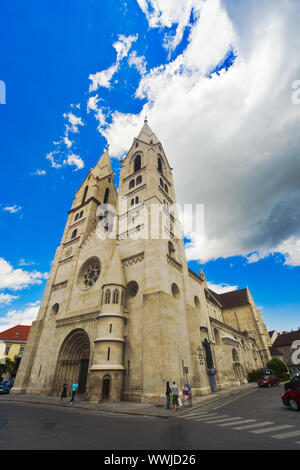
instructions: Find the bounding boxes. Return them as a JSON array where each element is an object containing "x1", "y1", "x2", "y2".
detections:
[{"x1": 179, "y1": 409, "x2": 300, "y2": 445}]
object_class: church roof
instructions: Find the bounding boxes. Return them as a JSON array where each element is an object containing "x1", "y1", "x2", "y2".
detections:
[
  {"x1": 102, "y1": 245, "x2": 126, "y2": 288},
  {"x1": 272, "y1": 329, "x2": 300, "y2": 348},
  {"x1": 208, "y1": 288, "x2": 249, "y2": 309},
  {"x1": 137, "y1": 120, "x2": 159, "y2": 145},
  {"x1": 92, "y1": 147, "x2": 113, "y2": 180}
]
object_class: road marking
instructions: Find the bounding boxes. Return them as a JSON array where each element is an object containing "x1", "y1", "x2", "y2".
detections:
[
  {"x1": 233, "y1": 421, "x2": 274, "y2": 431},
  {"x1": 183, "y1": 411, "x2": 210, "y2": 418},
  {"x1": 193, "y1": 413, "x2": 219, "y2": 421},
  {"x1": 251, "y1": 425, "x2": 294, "y2": 435},
  {"x1": 218, "y1": 418, "x2": 252, "y2": 427},
  {"x1": 271, "y1": 430, "x2": 300, "y2": 440},
  {"x1": 203, "y1": 415, "x2": 231, "y2": 423}
]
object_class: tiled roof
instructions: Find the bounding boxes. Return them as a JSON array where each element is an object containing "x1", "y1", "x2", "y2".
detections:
[
  {"x1": 208, "y1": 288, "x2": 249, "y2": 309},
  {"x1": 273, "y1": 330, "x2": 300, "y2": 348},
  {"x1": 0, "y1": 325, "x2": 31, "y2": 341}
]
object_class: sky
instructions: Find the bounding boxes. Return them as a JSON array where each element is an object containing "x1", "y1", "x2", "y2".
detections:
[{"x1": 0, "y1": 0, "x2": 300, "y2": 333}]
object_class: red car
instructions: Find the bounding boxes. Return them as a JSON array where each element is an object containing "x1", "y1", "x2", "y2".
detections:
[
  {"x1": 282, "y1": 384, "x2": 300, "y2": 411},
  {"x1": 257, "y1": 375, "x2": 279, "y2": 388}
]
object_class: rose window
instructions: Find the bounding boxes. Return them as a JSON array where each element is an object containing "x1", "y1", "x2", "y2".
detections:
[{"x1": 79, "y1": 258, "x2": 101, "y2": 290}]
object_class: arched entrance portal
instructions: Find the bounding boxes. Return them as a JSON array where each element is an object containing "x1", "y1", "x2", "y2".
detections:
[{"x1": 53, "y1": 329, "x2": 90, "y2": 396}]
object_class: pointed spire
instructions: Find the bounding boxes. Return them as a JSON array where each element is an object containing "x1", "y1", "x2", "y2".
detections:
[
  {"x1": 103, "y1": 245, "x2": 126, "y2": 288},
  {"x1": 92, "y1": 146, "x2": 113, "y2": 180},
  {"x1": 137, "y1": 119, "x2": 159, "y2": 145}
]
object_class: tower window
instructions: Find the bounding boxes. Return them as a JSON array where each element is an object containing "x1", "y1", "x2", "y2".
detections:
[
  {"x1": 79, "y1": 210, "x2": 83, "y2": 218},
  {"x1": 105, "y1": 289, "x2": 111, "y2": 304},
  {"x1": 104, "y1": 188, "x2": 110, "y2": 204},
  {"x1": 136, "y1": 175, "x2": 142, "y2": 185},
  {"x1": 158, "y1": 156, "x2": 163, "y2": 174},
  {"x1": 168, "y1": 241, "x2": 175, "y2": 257},
  {"x1": 134, "y1": 155, "x2": 141, "y2": 173},
  {"x1": 75, "y1": 213, "x2": 79, "y2": 221},
  {"x1": 131, "y1": 199, "x2": 134, "y2": 207},
  {"x1": 135, "y1": 196, "x2": 139, "y2": 205},
  {"x1": 82, "y1": 186, "x2": 88, "y2": 204},
  {"x1": 107, "y1": 347, "x2": 111, "y2": 361},
  {"x1": 164, "y1": 184, "x2": 169, "y2": 193},
  {"x1": 109, "y1": 324, "x2": 112, "y2": 334},
  {"x1": 71, "y1": 229, "x2": 77, "y2": 239},
  {"x1": 129, "y1": 179, "x2": 135, "y2": 189},
  {"x1": 127, "y1": 281, "x2": 138, "y2": 298},
  {"x1": 160, "y1": 178, "x2": 164, "y2": 187},
  {"x1": 171, "y1": 283, "x2": 180, "y2": 300},
  {"x1": 112, "y1": 289, "x2": 119, "y2": 304}
]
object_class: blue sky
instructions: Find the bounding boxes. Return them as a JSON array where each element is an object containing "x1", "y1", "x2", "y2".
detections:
[{"x1": 0, "y1": 0, "x2": 300, "y2": 333}]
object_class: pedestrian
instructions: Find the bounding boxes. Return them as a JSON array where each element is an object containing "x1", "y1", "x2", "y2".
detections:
[
  {"x1": 165, "y1": 381, "x2": 171, "y2": 410},
  {"x1": 187, "y1": 384, "x2": 192, "y2": 407},
  {"x1": 69, "y1": 381, "x2": 78, "y2": 403},
  {"x1": 60, "y1": 383, "x2": 68, "y2": 404},
  {"x1": 182, "y1": 384, "x2": 188, "y2": 406},
  {"x1": 172, "y1": 381, "x2": 179, "y2": 410}
]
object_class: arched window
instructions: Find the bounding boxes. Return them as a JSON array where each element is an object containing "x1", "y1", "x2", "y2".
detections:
[
  {"x1": 112, "y1": 289, "x2": 119, "y2": 304},
  {"x1": 160, "y1": 178, "x2": 164, "y2": 187},
  {"x1": 105, "y1": 289, "x2": 111, "y2": 304},
  {"x1": 71, "y1": 229, "x2": 77, "y2": 239},
  {"x1": 50, "y1": 303, "x2": 59, "y2": 316},
  {"x1": 75, "y1": 213, "x2": 79, "y2": 221},
  {"x1": 158, "y1": 156, "x2": 163, "y2": 174},
  {"x1": 171, "y1": 283, "x2": 180, "y2": 299},
  {"x1": 134, "y1": 155, "x2": 141, "y2": 173},
  {"x1": 136, "y1": 175, "x2": 142, "y2": 185},
  {"x1": 168, "y1": 241, "x2": 175, "y2": 257},
  {"x1": 127, "y1": 281, "x2": 138, "y2": 298},
  {"x1": 135, "y1": 196, "x2": 139, "y2": 205},
  {"x1": 104, "y1": 188, "x2": 109, "y2": 204},
  {"x1": 131, "y1": 199, "x2": 134, "y2": 207},
  {"x1": 82, "y1": 186, "x2": 88, "y2": 204},
  {"x1": 129, "y1": 180, "x2": 135, "y2": 190},
  {"x1": 79, "y1": 210, "x2": 83, "y2": 218},
  {"x1": 164, "y1": 184, "x2": 169, "y2": 193}
]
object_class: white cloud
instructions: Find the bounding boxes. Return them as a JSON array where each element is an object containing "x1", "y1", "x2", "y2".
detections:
[
  {"x1": 3, "y1": 205, "x2": 22, "y2": 214},
  {"x1": 63, "y1": 112, "x2": 85, "y2": 134},
  {"x1": 207, "y1": 282, "x2": 238, "y2": 295},
  {"x1": 89, "y1": 34, "x2": 138, "y2": 92},
  {"x1": 0, "y1": 293, "x2": 19, "y2": 306},
  {"x1": 0, "y1": 301, "x2": 40, "y2": 332},
  {"x1": 101, "y1": 0, "x2": 300, "y2": 266},
  {"x1": 64, "y1": 154, "x2": 85, "y2": 171},
  {"x1": 128, "y1": 51, "x2": 147, "y2": 75},
  {"x1": 46, "y1": 152, "x2": 62, "y2": 169},
  {"x1": 31, "y1": 169, "x2": 46, "y2": 176},
  {"x1": 0, "y1": 258, "x2": 48, "y2": 291}
]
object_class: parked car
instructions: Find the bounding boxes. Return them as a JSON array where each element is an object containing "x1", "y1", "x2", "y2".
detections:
[
  {"x1": 257, "y1": 374, "x2": 279, "y2": 388},
  {"x1": 290, "y1": 372, "x2": 300, "y2": 380},
  {"x1": 282, "y1": 384, "x2": 300, "y2": 411},
  {"x1": 0, "y1": 380, "x2": 14, "y2": 394}
]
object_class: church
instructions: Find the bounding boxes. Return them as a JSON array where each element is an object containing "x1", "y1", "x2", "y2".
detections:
[{"x1": 13, "y1": 120, "x2": 271, "y2": 403}]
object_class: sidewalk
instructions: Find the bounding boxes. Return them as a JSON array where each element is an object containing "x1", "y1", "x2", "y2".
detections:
[{"x1": 2, "y1": 383, "x2": 257, "y2": 418}]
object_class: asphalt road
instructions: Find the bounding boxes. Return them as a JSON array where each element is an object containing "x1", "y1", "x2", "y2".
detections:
[{"x1": 0, "y1": 386, "x2": 299, "y2": 450}]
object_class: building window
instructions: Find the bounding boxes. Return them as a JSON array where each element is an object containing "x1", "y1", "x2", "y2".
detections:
[
  {"x1": 160, "y1": 178, "x2": 164, "y2": 187},
  {"x1": 112, "y1": 289, "x2": 119, "y2": 304},
  {"x1": 135, "y1": 196, "x2": 139, "y2": 205},
  {"x1": 4, "y1": 346, "x2": 10, "y2": 356},
  {"x1": 168, "y1": 241, "x2": 175, "y2": 257},
  {"x1": 136, "y1": 175, "x2": 142, "y2": 185},
  {"x1": 105, "y1": 289, "x2": 111, "y2": 304},
  {"x1": 79, "y1": 210, "x2": 84, "y2": 218},
  {"x1": 158, "y1": 156, "x2": 163, "y2": 174},
  {"x1": 164, "y1": 184, "x2": 169, "y2": 193},
  {"x1": 104, "y1": 188, "x2": 110, "y2": 204},
  {"x1": 194, "y1": 296, "x2": 200, "y2": 308},
  {"x1": 19, "y1": 346, "x2": 25, "y2": 357},
  {"x1": 75, "y1": 213, "x2": 79, "y2": 221},
  {"x1": 129, "y1": 179, "x2": 135, "y2": 189},
  {"x1": 171, "y1": 283, "x2": 180, "y2": 299},
  {"x1": 134, "y1": 155, "x2": 141, "y2": 173},
  {"x1": 109, "y1": 324, "x2": 112, "y2": 334},
  {"x1": 50, "y1": 303, "x2": 59, "y2": 316},
  {"x1": 131, "y1": 199, "x2": 134, "y2": 207},
  {"x1": 107, "y1": 347, "x2": 111, "y2": 361},
  {"x1": 82, "y1": 186, "x2": 88, "y2": 204},
  {"x1": 127, "y1": 281, "x2": 138, "y2": 298},
  {"x1": 71, "y1": 229, "x2": 77, "y2": 239}
]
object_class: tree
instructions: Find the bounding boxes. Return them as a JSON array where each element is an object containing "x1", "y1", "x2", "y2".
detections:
[{"x1": 267, "y1": 358, "x2": 289, "y2": 381}]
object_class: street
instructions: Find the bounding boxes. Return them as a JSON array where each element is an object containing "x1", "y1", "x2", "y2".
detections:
[{"x1": 0, "y1": 386, "x2": 299, "y2": 450}]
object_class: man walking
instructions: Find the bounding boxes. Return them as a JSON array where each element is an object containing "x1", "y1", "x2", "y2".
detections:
[
  {"x1": 172, "y1": 381, "x2": 179, "y2": 410},
  {"x1": 70, "y1": 381, "x2": 78, "y2": 404}
]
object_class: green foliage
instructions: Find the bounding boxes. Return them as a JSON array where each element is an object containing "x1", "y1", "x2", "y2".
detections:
[
  {"x1": 0, "y1": 356, "x2": 20, "y2": 379},
  {"x1": 248, "y1": 369, "x2": 263, "y2": 382},
  {"x1": 266, "y1": 358, "x2": 289, "y2": 381}
]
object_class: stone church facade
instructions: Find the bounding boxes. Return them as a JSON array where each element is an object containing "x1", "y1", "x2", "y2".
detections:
[{"x1": 13, "y1": 121, "x2": 271, "y2": 403}]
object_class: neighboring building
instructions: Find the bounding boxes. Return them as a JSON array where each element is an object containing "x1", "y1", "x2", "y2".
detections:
[
  {"x1": 0, "y1": 325, "x2": 31, "y2": 364},
  {"x1": 12, "y1": 121, "x2": 271, "y2": 403},
  {"x1": 270, "y1": 330, "x2": 300, "y2": 372}
]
